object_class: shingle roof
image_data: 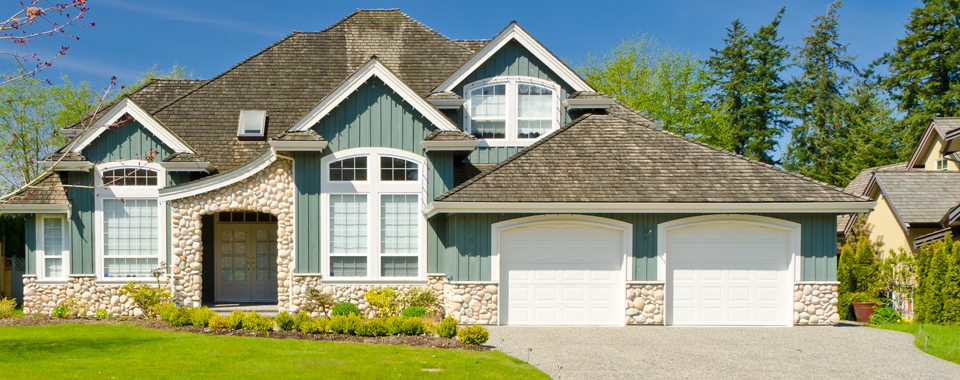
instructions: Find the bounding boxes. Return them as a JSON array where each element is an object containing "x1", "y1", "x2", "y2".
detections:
[
  {"x1": 0, "y1": 172, "x2": 68, "y2": 205},
  {"x1": 42, "y1": 152, "x2": 88, "y2": 162},
  {"x1": 426, "y1": 91, "x2": 462, "y2": 100},
  {"x1": 271, "y1": 130, "x2": 325, "y2": 142},
  {"x1": 437, "y1": 112, "x2": 869, "y2": 203},
  {"x1": 934, "y1": 117, "x2": 960, "y2": 135},
  {"x1": 147, "y1": 9, "x2": 475, "y2": 172},
  {"x1": 162, "y1": 152, "x2": 209, "y2": 163},
  {"x1": 568, "y1": 91, "x2": 612, "y2": 99},
  {"x1": 837, "y1": 161, "x2": 909, "y2": 232},
  {"x1": 424, "y1": 130, "x2": 475, "y2": 141},
  {"x1": 453, "y1": 39, "x2": 490, "y2": 52},
  {"x1": 454, "y1": 162, "x2": 495, "y2": 187},
  {"x1": 65, "y1": 79, "x2": 205, "y2": 130},
  {"x1": 873, "y1": 171, "x2": 960, "y2": 227}
]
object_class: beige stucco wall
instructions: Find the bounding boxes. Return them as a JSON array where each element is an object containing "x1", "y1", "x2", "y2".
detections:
[
  {"x1": 920, "y1": 137, "x2": 960, "y2": 171},
  {"x1": 866, "y1": 194, "x2": 940, "y2": 256}
]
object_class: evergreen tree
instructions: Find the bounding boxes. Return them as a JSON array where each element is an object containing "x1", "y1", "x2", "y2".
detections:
[
  {"x1": 707, "y1": 9, "x2": 789, "y2": 164},
  {"x1": 833, "y1": 69, "x2": 902, "y2": 184},
  {"x1": 942, "y1": 241, "x2": 960, "y2": 324},
  {"x1": 782, "y1": 1, "x2": 857, "y2": 186},
  {"x1": 882, "y1": 0, "x2": 960, "y2": 154}
]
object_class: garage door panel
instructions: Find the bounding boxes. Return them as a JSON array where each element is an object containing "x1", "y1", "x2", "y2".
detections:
[
  {"x1": 666, "y1": 222, "x2": 792, "y2": 326},
  {"x1": 502, "y1": 222, "x2": 624, "y2": 326}
]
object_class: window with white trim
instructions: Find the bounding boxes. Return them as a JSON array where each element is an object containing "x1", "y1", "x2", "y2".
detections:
[
  {"x1": 238, "y1": 110, "x2": 267, "y2": 137},
  {"x1": 465, "y1": 77, "x2": 560, "y2": 145},
  {"x1": 95, "y1": 161, "x2": 165, "y2": 280},
  {"x1": 39, "y1": 215, "x2": 68, "y2": 279},
  {"x1": 323, "y1": 150, "x2": 423, "y2": 280},
  {"x1": 937, "y1": 157, "x2": 949, "y2": 171}
]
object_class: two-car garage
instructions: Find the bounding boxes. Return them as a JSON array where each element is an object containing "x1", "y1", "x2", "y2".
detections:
[{"x1": 494, "y1": 215, "x2": 798, "y2": 327}]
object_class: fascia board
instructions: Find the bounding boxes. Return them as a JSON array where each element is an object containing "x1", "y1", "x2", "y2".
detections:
[
  {"x1": 425, "y1": 201, "x2": 877, "y2": 218},
  {"x1": 68, "y1": 98, "x2": 194, "y2": 154}
]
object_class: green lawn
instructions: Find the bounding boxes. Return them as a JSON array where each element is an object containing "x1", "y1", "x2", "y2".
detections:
[
  {"x1": 12, "y1": 307, "x2": 24, "y2": 317},
  {"x1": 875, "y1": 323, "x2": 960, "y2": 364},
  {"x1": 0, "y1": 323, "x2": 549, "y2": 379}
]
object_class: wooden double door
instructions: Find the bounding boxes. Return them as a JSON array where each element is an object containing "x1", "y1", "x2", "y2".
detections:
[{"x1": 215, "y1": 223, "x2": 278, "y2": 302}]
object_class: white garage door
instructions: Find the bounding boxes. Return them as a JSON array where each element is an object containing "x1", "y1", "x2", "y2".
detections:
[
  {"x1": 500, "y1": 223, "x2": 624, "y2": 326},
  {"x1": 666, "y1": 222, "x2": 792, "y2": 326}
]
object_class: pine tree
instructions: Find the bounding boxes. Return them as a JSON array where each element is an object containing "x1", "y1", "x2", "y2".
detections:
[
  {"x1": 782, "y1": 1, "x2": 856, "y2": 186},
  {"x1": 707, "y1": 19, "x2": 751, "y2": 155},
  {"x1": 833, "y1": 70, "x2": 902, "y2": 185},
  {"x1": 883, "y1": 0, "x2": 960, "y2": 154},
  {"x1": 942, "y1": 241, "x2": 960, "y2": 324}
]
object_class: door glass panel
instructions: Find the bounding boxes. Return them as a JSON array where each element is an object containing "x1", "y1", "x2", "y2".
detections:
[
  {"x1": 234, "y1": 270, "x2": 246, "y2": 281},
  {"x1": 221, "y1": 230, "x2": 232, "y2": 242},
  {"x1": 257, "y1": 270, "x2": 268, "y2": 281},
  {"x1": 221, "y1": 269, "x2": 232, "y2": 281},
  {"x1": 257, "y1": 242, "x2": 269, "y2": 255},
  {"x1": 256, "y1": 230, "x2": 268, "y2": 242},
  {"x1": 234, "y1": 230, "x2": 246, "y2": 241}
]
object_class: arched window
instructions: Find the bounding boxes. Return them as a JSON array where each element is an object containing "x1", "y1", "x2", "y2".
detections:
[
  {"x1": 101, "y1": 168, "x2": 159, "y2": 186},
  {"x1": 329, "y1": 157, "x2": 368, "y2": 181},
  {"x1": 465, "y1": 77, "x2": 560, "y2": 145},
  {"x1": 380, "y1": 157, "x2": 418, "y2": 181}
]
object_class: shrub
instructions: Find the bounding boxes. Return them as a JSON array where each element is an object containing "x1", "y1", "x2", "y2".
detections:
[
  {"x1": 302, "y1": 287, "x2": 336, "y2": 316},
  {"x1": 398, "y1": 286, "x2": 439, "y2": 314},
  {"x1": 330, "y1": 302, "x2": 361, "y2": 317},
  {"x1": 329, "y1": 315, "x2": 361, "y2": 334},
  {"x1": 0, "y1": 298, "x2": 18, "y2": 318},
  {"x1": 119, "y1": 281, "x2": 170, "y2": 318},
  {"x1": 162, "y1": 305, "x2": 192, "y2": 327},
  {"x1": 437, "y1": 316, "x2": 458, "y2": 339},
  {"x1": 275, "y1": 310, "x2": 295, "y2": 331},
  {"x1": 355, "y1": 318, "x2": 389, "y2": 337},
  {"x1": 401, "y1": 306, "x2": 427, "y2": 318},
  {"x1": 399, "y1": 317, "x2": 425, "y2": 336},
  {"x1": 242, "y1": 312, "x2": 274, "y2": 332},
  {"x1": 870, "y1": 307, "x2": 902, "y2": 324},
  {"x1": 61, "y1": 297, "x2": 88, "y2": 317},
  {"x1": 457, "y1": 324, "x2": 489, "y2": 345},
  {"x1": 94, "y1": 309, "x2": 109, "y2": 319},
  {"x1": 159, "y1": 303, "x2": 178, "y2": 322},
  {"x1": 51, "y1": 304, "x2": 70, "y2": 319},
  {"x1": 293, "y1": 312, "x2": 312, "y2": 331},
  {"x1": 424, "y1": 321, "x2": 438, "y2": 336},
  {"x1": 314, "y1": 317, "x2": 330, "y2": 334},
  {"x1": 365, "y1": 287, "x2": 399, "y2": 317},
  {"x1": 208, "y1": 315, "x2": 230, "y2": 329},
  {"x1": 190, "y1": 307, "x2": 216, "y2": 327},
  {"x1": 227, "y1": 310, "x2": 245, "y2": 329},
  {"x1": 384, "y1": 316, "x2": 403, "y2": 335}
]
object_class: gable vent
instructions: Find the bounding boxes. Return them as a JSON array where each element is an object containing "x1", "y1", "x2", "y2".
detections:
[{"x1": 238, "y1": 110, "x2": 267, "y2": 137}]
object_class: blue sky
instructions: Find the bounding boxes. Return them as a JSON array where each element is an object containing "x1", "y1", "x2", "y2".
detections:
[{"x1": 6, "y1": 0, "x2": 921, "y2": 155}]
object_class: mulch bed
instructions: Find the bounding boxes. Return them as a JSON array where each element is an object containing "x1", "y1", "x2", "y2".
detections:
[{"x1": 0, "y1": 316, "x2": 488, "y2": 351}]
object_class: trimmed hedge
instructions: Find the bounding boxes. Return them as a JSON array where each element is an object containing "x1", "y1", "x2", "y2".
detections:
[{"x1": 916, "y1": 237, "x2": 960, "y2": 324}]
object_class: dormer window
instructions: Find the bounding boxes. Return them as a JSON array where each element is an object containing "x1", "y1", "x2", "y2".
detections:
[
  {"x1": 465, "y1": 77, "x2": 560, "y2": 146},
  {"x1": 238, "y1": 110, "x2": 267, "y2": 137},
  {"x1": 101, "y1": 168, "x2": 158, "y2": 186},
  {"x1": 937, "y1": 158, "x2": 949, "y2": 171}
]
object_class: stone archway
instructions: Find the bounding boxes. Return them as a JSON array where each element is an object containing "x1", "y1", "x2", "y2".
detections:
[{"x1": 167, "y1": 160, "x2": 294, "y2": 309}]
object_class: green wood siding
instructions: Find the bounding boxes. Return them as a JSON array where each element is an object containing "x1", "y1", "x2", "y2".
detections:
[
  {"x1": 82, "y1": 117, "x2": 174, "y2": 164},
  {"x1": 293, "y1": 76, "x2": 445, "y2": 274},
  {"x1": 67, "y1": 172, "x2": 95, "y2": 275},
  {"x1": 163, "y1": 171, "x2": 193, "y2": 273},
  {"x1": 467, "y1": 147, "x2": 524, "y2": 165},
  {"x1": 24, "y1": 214, "x2": 35, "y2": 274},
  {"x1": 438, "y1": 213, "x2": 838, "y2": 282},
  {"x1": 453, "y1": 40, "x2": 576, "y2": 133}
]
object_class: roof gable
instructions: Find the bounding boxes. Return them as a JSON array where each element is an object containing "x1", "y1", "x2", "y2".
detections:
[
  {"x1": 289, "y1": 59, "x2": 459, "y2": 133},
  {"x1": 435, "y1": 112, "x2": 869, "y2": 205},
  {"x1": 434, "y1": 22, "x2": 593, "y2": 93},
  {"x1": 67, "y1": 98, "x2": 194, "y2": 157},
  {"x1": 873, "y1": 171, "x2": 960, "y2": 228}
]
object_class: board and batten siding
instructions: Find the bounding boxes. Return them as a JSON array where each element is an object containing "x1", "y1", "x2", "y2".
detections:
[
  {"x1": 436, "y1": 213, "x2": 838, "y2": 282},
  {"x1": 81, "y1": 118, "x2": 174, "y2": 163},
  {"x1": 24, "y1": 214, "x2": 35, "y2": 274},
  {"x1": 292, "y1": 76, "x2": 451, "y2": 274},
  {"x1": 66, "y1": 172, "x2": 95, "y2": 275}
]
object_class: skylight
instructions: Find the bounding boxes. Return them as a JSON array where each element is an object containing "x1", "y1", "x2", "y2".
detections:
[{"x1": 238, "y1": 110, "x2": 267, "y2": 137}]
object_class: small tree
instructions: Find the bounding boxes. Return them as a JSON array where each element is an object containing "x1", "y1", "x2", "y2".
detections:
[{"x1": 1, "y1": 1, "x2": 93, "y2": 85}]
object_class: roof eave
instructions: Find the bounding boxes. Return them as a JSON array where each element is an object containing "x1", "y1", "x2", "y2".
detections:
[
  {"x1": 420, "y1": 140, "x2": 480, "y2": 152},
  {"x1": 425, "y1": 201, "x2": 876, "y2": 218}
]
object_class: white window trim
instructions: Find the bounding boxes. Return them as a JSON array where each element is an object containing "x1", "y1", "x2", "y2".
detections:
[
  {"x1": 94, "y1": 161, "x2": 167, "y2": 283},
  {"x1": 36, "y1": 214, "x2": 70, "y2": 282},
  {"x1": 320, "y1": 148, "x2": 427, "y2": 283},
  {"x1": 464, "y1": 76, "x2": 561, "y2": 147},
  {"x1": 237, "y1": 110, "x2": 267, "y2": 137}
]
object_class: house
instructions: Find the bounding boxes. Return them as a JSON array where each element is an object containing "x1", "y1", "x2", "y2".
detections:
[
  {"x1": 0, "y1": 9, "x2": 873, "y2": 326},
  {"x1": 838, "y1": 118, "x2": 960, "y2": 254}
]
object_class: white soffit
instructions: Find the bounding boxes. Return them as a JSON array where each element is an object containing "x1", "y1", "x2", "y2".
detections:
[
  {"x1": 425, "y1": 202, "x2": 877, "y2": 218},
  {"x1": 67, "y1": 98, "x2": 194, "y2": 154},
  {"x1": 159, "y1": 150, "x2": 276, "y2": 201},
  {"x1": 434, "y1": 23, "x2": 594, "y2": 94},
  {"x1": 288, "y1": 59, "x2": 459, "y2": 133}
]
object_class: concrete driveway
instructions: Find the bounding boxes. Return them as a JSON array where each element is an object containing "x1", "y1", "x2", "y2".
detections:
[{"x1": 485, "y1": 324, "x2": 960, "y2": 379}]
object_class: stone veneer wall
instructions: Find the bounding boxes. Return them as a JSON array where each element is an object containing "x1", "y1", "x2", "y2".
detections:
[
  {"x1": 168, "y1": 160, "x2": 294, "y2": 309},
  {"x1": 22, "y1": 275, "x2": 166, "y2": 317},
  {"x1": 794, "y1": 282, "x2": 840, "y2": 325},
  {"x1": 288, "y1": 274, "x2": 498, "y2": 324},
  {"x1": 626, "y1": 282, "x2": 664, "y2": 325}
]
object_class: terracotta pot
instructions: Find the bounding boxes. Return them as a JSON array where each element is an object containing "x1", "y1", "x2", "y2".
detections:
[{"x1": 853, "y1": 302, "x2": 877, "y2": 322}]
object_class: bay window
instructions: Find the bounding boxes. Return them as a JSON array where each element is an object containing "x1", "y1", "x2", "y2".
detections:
[
  {"x1": 465, "y1": 77, "x2": 560, "y2": 145},
  {"x1": 322, "y1": 149, "x2": 424, "y2": 280}
]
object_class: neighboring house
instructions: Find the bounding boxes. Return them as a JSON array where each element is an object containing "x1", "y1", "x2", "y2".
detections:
[
  {"x1": 839, "y1": 118, "x2": 960, "y2": 254},
  {"x1": 0, "y1": 10, "x2": 872, "y2": 327}
]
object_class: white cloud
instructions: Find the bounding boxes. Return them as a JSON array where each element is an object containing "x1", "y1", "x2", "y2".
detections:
[{"x1": 100, "y1": 0, "x2": 287, "y2": 38}]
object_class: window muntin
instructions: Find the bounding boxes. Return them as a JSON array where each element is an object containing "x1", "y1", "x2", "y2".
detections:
[
  {"x1": 469, "y1": 84, "x2": 506, "y2": 139},
  {"x1": 102, "y1": 168, "x2": 158, "y2": 187},
  {"x1": 42, "y1": 217, "x2": 65, "y2": 279},
  {"x1": 380, "y1": 194, "x2": 418, "y2": 277},
  {"x1": 517, "y1": 84, "x2": 554, "y2": 139},
  {"x1": 102, "y1": 199, "x2": 158, "y2": 278},
  {"x1": 465, "y1": 78, "x2": 559, "y2": 144},
  {"x1": 330, "y1": 157, "x2": 368, "y2": 181},
  {"x1": 380, "y1": 157, "x2": 418, "y2": 181},
  {"x1": 937, "y1": 158, "x2": 949, "y2": 171},
  {"x1": 329, "y1": 194, "x2": 368, "y2": 277}
]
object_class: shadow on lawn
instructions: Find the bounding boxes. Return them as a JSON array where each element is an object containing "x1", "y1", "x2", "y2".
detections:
[{"x1": 0, "y1": 335, "x2": 164, "y2": 355}]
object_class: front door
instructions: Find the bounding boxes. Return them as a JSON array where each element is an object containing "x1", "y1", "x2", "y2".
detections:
[{"x1": 216, "y1": 223, "x2": 278, "y2": 302}]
